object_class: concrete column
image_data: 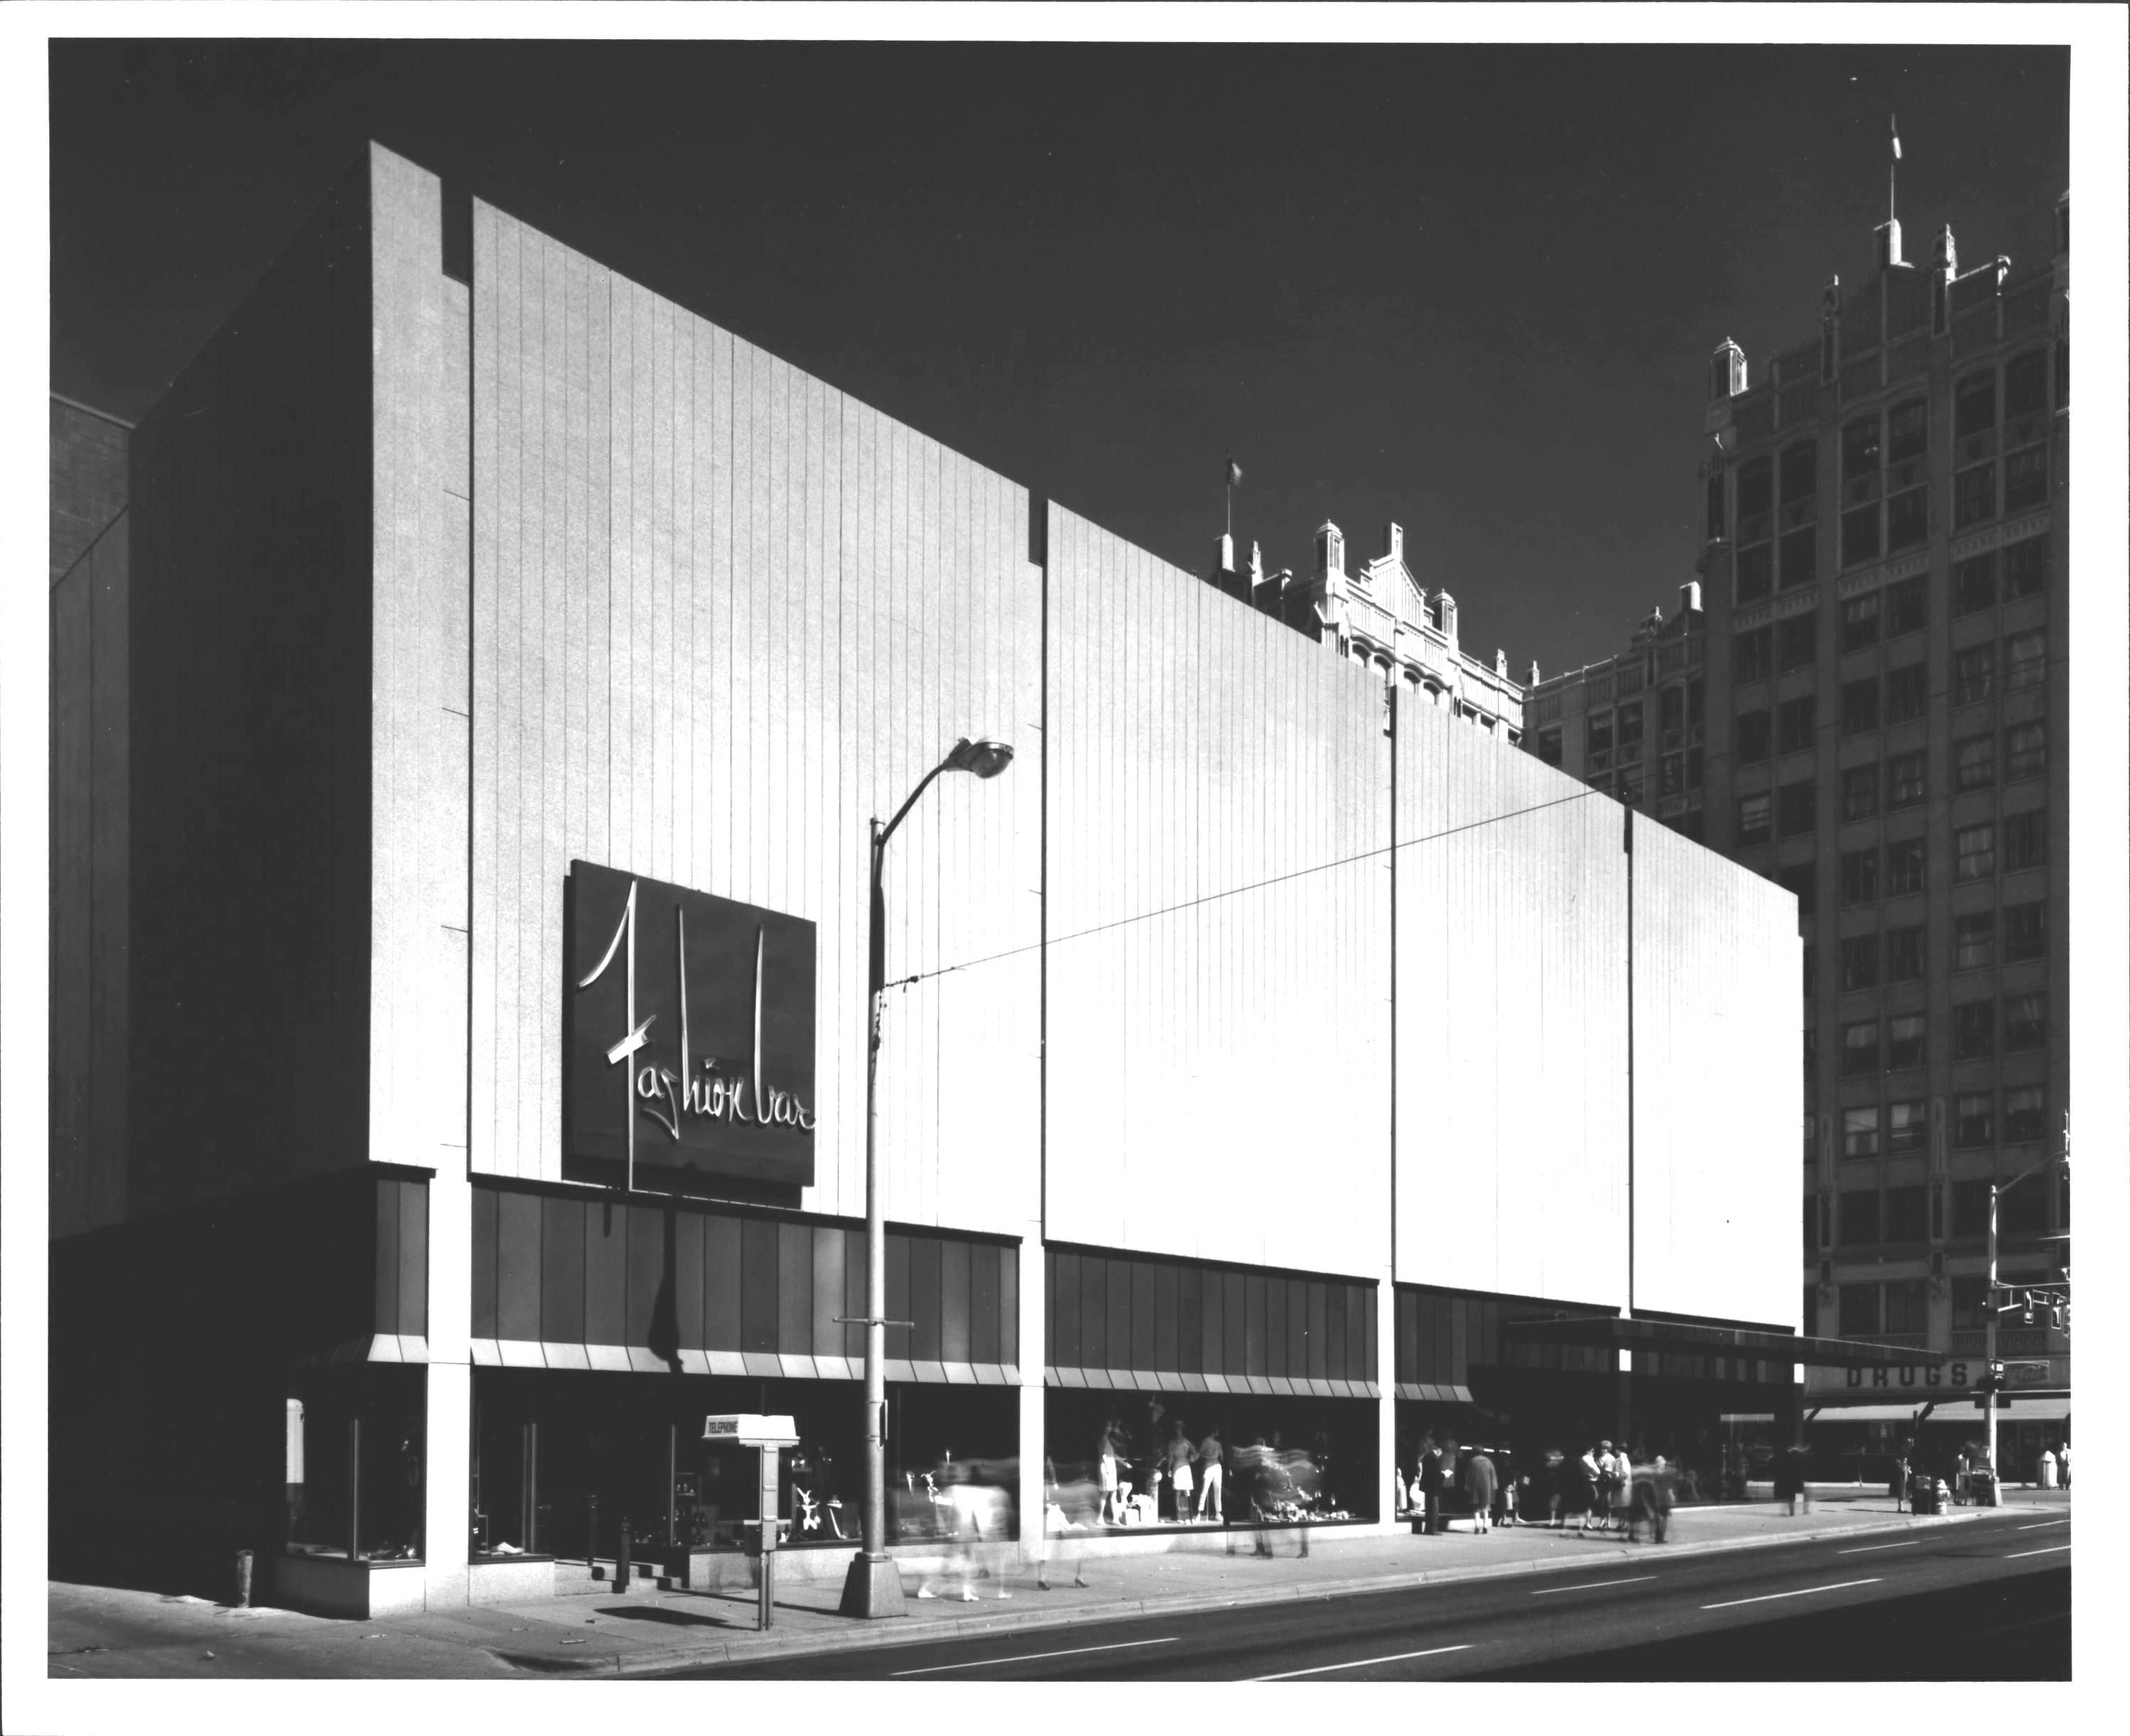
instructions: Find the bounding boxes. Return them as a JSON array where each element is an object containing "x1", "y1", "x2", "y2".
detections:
[
  {"x1": 424, "y1": 1170, "x2": 473, "y2": 1609},
  {"x1": 1017, "y1": 1233, "x2": 1046, "y2": 1567}
]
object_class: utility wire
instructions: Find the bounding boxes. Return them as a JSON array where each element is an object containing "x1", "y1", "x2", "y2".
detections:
[{"x1": 887, "y1": 783, "x2": 1605, "y2": 992}]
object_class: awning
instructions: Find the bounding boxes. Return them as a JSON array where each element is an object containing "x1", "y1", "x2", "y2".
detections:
[
  {"x1": 1719, "y1": 1413, "x2": 1775, "y2": 1425},
  {"x1": 1041, "y1": 1366, "x2": 1378, "y2": 1398},
  {"x1": 1810, "y1": 1396, "x2": 2071, "y2": 1426},
  {"x1": 469, "y1": 1340, "x2": 1018, "y2": 1385},
  {"x1": 1395, "y1": 1383, "x2": 1477, "y2": 1405},
  {"x1": 1502, "y1": 1314, "x2": 1917, "y2": 1369}
]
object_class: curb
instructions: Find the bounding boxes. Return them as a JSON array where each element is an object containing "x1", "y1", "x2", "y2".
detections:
[{"x1": 576, "y1": 1503, "x2": 2017, "y2": 1677}]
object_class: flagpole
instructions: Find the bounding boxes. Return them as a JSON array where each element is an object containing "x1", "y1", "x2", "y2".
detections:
[{"x1": 1888, "y1": 113, "x2": 1899, "y2": 224}]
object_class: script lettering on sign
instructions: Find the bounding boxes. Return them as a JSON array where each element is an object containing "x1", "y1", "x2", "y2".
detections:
[{"x1": 565, "y1": 862, "x2": 818, "y2": 1189}]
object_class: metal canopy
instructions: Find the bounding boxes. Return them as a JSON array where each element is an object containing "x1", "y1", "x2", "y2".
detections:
[{"x1": 1500, "y1": 1313, "x2": 1921, "y2": 1369}]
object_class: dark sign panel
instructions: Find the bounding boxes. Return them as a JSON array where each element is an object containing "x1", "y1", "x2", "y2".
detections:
[{"x1": 565, "y1": 861, "x2": 817, "y2": 1189}]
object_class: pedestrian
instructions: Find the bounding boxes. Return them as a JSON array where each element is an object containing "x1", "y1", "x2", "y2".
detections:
[
  {"x1": 1575, "y1": 1444, "x2": 1602, "y2": 1534},
  {"x1": 1891, "y1": 1446, "x2": 1910, "y2": 1513},
  {"x1": 1542, "y1": 1448, "x2": 1567, "y2": 1527},
  {"x1": 1417, "y1": 1433, "x2": 1445, "y2": 1536},
  {"x1": 1196, "y1": 1428, "x2": 1225, "y2": 1523},
  {"x1": 2059, "y1": 1442, "x2": 2071, "y2": 1489},
  {"x1": 1243, "y1": 1438, "x2": 1276, "y2": 1556},
  {"x1": 1650, "y1": 1454, "x2": 1675, "y2": 1544},
  {"x1": 1603, "y1": 1440, "x2": 1632, "y2": 1533},
  {"x1": 1466, "y1": 1448, "x2": 1498, "y2": 1534},
  {"x1": 1164, "y1": 1421, "x2": 1195, "y2": 1523}
]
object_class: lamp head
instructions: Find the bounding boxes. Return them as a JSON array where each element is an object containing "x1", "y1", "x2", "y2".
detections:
[{"x1": 945, "y1": 737, "x2": 1014, "y2": 779}]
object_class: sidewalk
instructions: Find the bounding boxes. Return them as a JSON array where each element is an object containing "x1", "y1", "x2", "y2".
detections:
[{"x1": 48, "y1": 1487, "x2": 2067, "y2": 1680}]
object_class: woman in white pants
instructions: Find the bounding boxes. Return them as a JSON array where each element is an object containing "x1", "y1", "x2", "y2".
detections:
[{"x1": 1196, "y1": 1430, "x2": 1224, "y2": 1522}]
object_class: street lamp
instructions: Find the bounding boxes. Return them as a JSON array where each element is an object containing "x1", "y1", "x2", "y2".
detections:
[
  {"x1": 840, "y1": 737, "x2": 1013, "y2": 1619},
  {"x1": 1980, "y1": 1145, "x2": 2069, "y2": 1506}
]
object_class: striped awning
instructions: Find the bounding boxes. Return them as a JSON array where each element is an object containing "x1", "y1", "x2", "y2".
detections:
[
  {"x1": 1394, "y1": 1382, "x2": 1477, "y2": 1404},
  {"x1": 468, "y1": 1341, "x2": 1018, "y2": 1384},
  {"x1": 1043, "y1": 1366, "x2": 1378, "y2": 1399}
]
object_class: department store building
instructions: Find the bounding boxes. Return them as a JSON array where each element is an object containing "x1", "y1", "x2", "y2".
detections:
[{"x1": 49, "y1": 145, "x2": 1896, "y2": 1616}]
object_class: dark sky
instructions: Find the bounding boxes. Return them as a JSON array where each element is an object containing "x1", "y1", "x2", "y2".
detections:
[{"x1": 49, "y1": 39, "x2": 2068, "y2": 681}]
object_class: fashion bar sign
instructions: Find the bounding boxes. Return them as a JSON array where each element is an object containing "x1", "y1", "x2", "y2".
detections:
[{"x1": 565, "y1": 860, "x2": 817, "y2": 1188}]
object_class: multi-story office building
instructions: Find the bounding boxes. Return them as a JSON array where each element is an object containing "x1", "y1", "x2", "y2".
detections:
[
  {"x1": 1523, "y1": 583, "x2": 1706, "y2": 830},
  {"x1": 1531, "y1": 194, "x2": 2072, "y2": 1475},
  {"x1": 1206, "y1": 522, "x2": 1527, "y2": 739}
]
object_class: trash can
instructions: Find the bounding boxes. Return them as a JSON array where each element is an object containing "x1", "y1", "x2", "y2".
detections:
[
  {"x1": 1972, "y1": 1470, "x2": 1999, "y2": 1508},
  {"x1": 1911, "y1": 1480, "x2": 1937, "y2": 1516}
]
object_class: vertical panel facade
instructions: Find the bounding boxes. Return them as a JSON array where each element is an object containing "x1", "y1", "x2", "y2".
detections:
[
  {"x1": 1631, "y1": 815, "x2": 1800, "y2": 1327},
  {"x1": 469, "y1": 204, "x2": 1042, "y2": 1245},
  {"x1": 1396, "y1": 695, "x2": 1631, "y2": 1306},
  {"x1": 1045, "y1": 503, "x2": 1392, "y2": 1277}
]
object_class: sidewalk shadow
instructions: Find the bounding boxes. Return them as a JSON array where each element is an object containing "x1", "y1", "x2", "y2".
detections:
[{"x1": 595, "y1": 1604, "x2": 747, "y2": 1630}]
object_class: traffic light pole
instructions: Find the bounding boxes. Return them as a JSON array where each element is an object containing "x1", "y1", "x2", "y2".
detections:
[{"x1": 1983, "y1": 1183, "x2": 2000, "y2": 1505}]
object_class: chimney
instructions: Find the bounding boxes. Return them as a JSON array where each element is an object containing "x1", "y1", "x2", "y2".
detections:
[
  {"x1": 1525, "y1": 661, "x2": 1540, "y2": 687},
  {"x1": 1384, "y1": 522, "x2": 1404, "y2": 568},
  {"x1": 1708, "y1": 339, "x2": 1746, "y2": 404},
  {"x1": 1216, "y1": 531, "x2": 1235, "y2": 574},
  {"x1": 1494, "y1": 647, "x2": 1508, "y2": 677},
  {"x1": 1875, "y1": 216, "x2": 1904, "y2": 270},
  {"x1": 1436, "y1": 590, "x2": 1458, "y2": 644},
  {"x1": 1249, "y1": 540, "x2": 1264, "y2": 585},
  {"x1": 1679, "y1": 580, "x2": 1703, "y2": 614},
  {"x1": 1315, "y1": 521, "x2": 1346, "y2": 581}
]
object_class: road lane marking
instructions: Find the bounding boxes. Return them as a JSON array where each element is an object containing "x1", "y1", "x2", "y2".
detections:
[
  {"x1": 2017, "y1": 1519, "x2": 2069, "y2": 1530},
  {"x1": 1251, "y1": 1643, "x2": 1473, "y2": 1680},
  {"x1": 890, "y1": 1636, "x2": 1177, "y2": 1676},
  {"x1": 1531, "y1": 1576, "x2": 1657, "y2": 1594},
  {"x1": 1701, "y1": 1578, "x2": 1879, "y2": 1611},
  {"x1": 2003, "y1": 1544, "x2": 2071, "y2": 1560},
  {"x1": 1837, "y1": 1541, "x2": 1920, "y2": 1554}
]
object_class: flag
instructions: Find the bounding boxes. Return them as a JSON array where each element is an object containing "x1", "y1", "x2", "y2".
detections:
[
  {"x1": 1227, "y1": 458, "x2": 1243, "y2": 488},
  {"x1": 1890, "y1": 114, "x2": 1901, "y2": 161}
]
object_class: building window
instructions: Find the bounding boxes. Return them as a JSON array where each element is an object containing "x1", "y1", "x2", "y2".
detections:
[
  {"x1": 1838, "y1": 678, "x2": 1877, "y2": 738},
  {"x1": 1841, "y1": 504, "x2": 1880, "y2": 567},
  {"x1": 2004, "y1": 629, "x2": 2045, "y2": 689},
  {"x1": 1777, "y1": 782, "x2": 1817, "y2": 835},
  {"x1": 1954, "y1": 822, "x2": 1996, "y2": 881},
  {"x1": 1842, "y1": 414, "x2": 1881, "y2": 483},
  {"x1": 1586, "y1": 711, "x2": 1614, "y2": 763},
  {"x1": 1886, "y1": 1186, "x2": 1927, "y2": 1243},
  {"x1": 1886, "y1": 1013, "x2": 1927, "y2": 1070},
  {"x1": 2003, "y1": 992, "x2": 2045, "y2": 1052},
  {"x1": 1737, "y1": 793, "x2": 1772, "y2": 845},
  {"x1": 1841, "y1": 764, "x2": 1879, "y2": 820},
  {"x1": 1886, "y1": 750, "x2": 1927, "y2": 808},
  {"x1": 1842, "y1": 1020, "x2": 1880, "y2": 1074},
  {"x1": 2004, "y1": 1084, "x2": 2047, "y2": 1143},
  {"x1": 2003, "y1": 899, "x2": 2046, "y2": 962},
  {"x1": 1736, "y1": 708, "x2": 1771, "y2": 763},
  {"x1": 1954, "y1": 733, "x2": 1996, "y2": 791},
  {"x1": 1954, "y1": 1094, "x2": 1995, "y2": 1149},
  {"x1": 1706, "y1": 472, "x2": 1726, "y2": 541},
  {"x1": 1736, "y1": 543, "x2": 1773, "y2": 603},
  {"x1": 1951, "y1": 1275, "x2": 1990, "y2": 1326},
  {"x1": 2002, "y1": 536, "x2": 2047, "y2": 598},
  {"x1": 1887, "y1": 1099, "x2": 1928, "y2": 1154},
  {"x1": 1739, "y1": 456, "x2": 1774, "y2": 524},
  {"x1": 1886, "y1": 925, "x2": 1925, "y2": 981},
  {"x1": 1803, "y1": 1198, "x2": 1818, "y2": 1258},
  {"x1": 1617, "y1": 701, "x2": 1644, "y2": 758},
  {"x1": 2004, "y1": 347, "x2": 2048, "y2": 419},
  {"x1": 1839, "y1": 1195, "x2": 1881, "y2": 1250},
  {"x1": 2005, "y1": 721, "x2": 2047, "y2": 781},
  {"x1": 2003, "y1": 809, "x2": 2046, "y2": 872},
  {"x1": 1617, "y1": 769, "x2": 1644, "y2": 805},
  {"x1": 1954, "y1": 999, "x2": 1995, "y2": 1060},
  {"x1": 1841, "y1": 847, "x2": 1879, "y2": 905},
  {"x1": 1953, "y1": 643, "x2": 1996, "y2": 704},
  {"x1": 1735, "y1": 626, "x2": 1773, "y2": 682},
  {"x1": 1842, "y1": 592, "x2": 1881, "y2": 650},
  {"x1": 1886, "y1": 663, "x2": 1928, "y2": 722},
  {"x1": 1886, "y1": 575, "x2": 1928, "y2": 637},
  {"x1": 1953, "y1": 464, "x2": 1997, "y2": 529},
  {"x1": 1537, "y1": 726, "x2": 1562, "y2": 766},
  {"x1": 2004, "y1": 445, "x2": 2049, "y2": 513},
  {"x1": 1887, "y1": 397, "x2": 1927, "y2": 464},
  {"x1": 1842, "y1": 1107, "x2": 1880, "y2": 1159},
  {"x1": 1777, "y1": 527, "x2": 1817, "y2": 591},
  {"x1": 1839, "y1": 934, "x2": 1879, "y2": 991},
  {"x1": 1839, "y1": 1280, "x2": 1881, "y2": 1329},
  {"x1": 1886, "y1": 486, "x2": 1928, "y2": 552},
  {"x1": 1955, "y1": 369, "x2": 1998, "y2": 439},
  {"x1": 1887, "y1": 837, "x2": 1926, "y2": 895},
  {"x1": 1883, "y1": 1277, "x2": 1928, "y2": 1333},
  {"x1": 1776, "y1": 695, "x2": 1816, "y2": 755},
  {"x1": 1780, "y1": 438, "x2": 1817, "y2": 503},
  {"x1": 1954, "y1": 910, "x2": 1996, "y2": 971},
  {"x1": 2000, "y1": 1173, "x2": 2047, "y2": 1235},
  {"x1": 1775, "y1": 615, "x2": 1817, "y2": 671},
  {"x1": 1953, "y1": 551, "x2": 1998, "y2": 615},
  {"x1": 1775, "y1": 862, "x2": 1816, "y2": 916},
  {"x1": 1659, "y1": 684, "x2": 1685, "y2": 741}
]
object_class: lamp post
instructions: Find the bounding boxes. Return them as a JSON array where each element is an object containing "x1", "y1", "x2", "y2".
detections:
[
  {"x1": 840, "y1": 737, "x2": 1013, "y2": 1619},
  {"x1": 1980, "y1": 1143, "x2": 2069, "y2": 1506}
]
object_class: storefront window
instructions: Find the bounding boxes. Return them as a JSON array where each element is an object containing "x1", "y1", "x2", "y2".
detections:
[{"x1": 285, "y1": 1366, "x2": 426, "y2": 1561}]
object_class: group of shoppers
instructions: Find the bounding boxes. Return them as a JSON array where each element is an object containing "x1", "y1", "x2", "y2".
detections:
[
  {"x1": 1080, "y1": 1417, "x2": 1339, "y2": 1529},
  {"x1": 1399, "y1": 1436, "x2": 1676, "y2": 1542}
]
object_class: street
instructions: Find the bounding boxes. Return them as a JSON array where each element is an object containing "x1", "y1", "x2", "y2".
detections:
[{"x1": 669, "y1": 1509, "x2": 2069, "y2": 1681}]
